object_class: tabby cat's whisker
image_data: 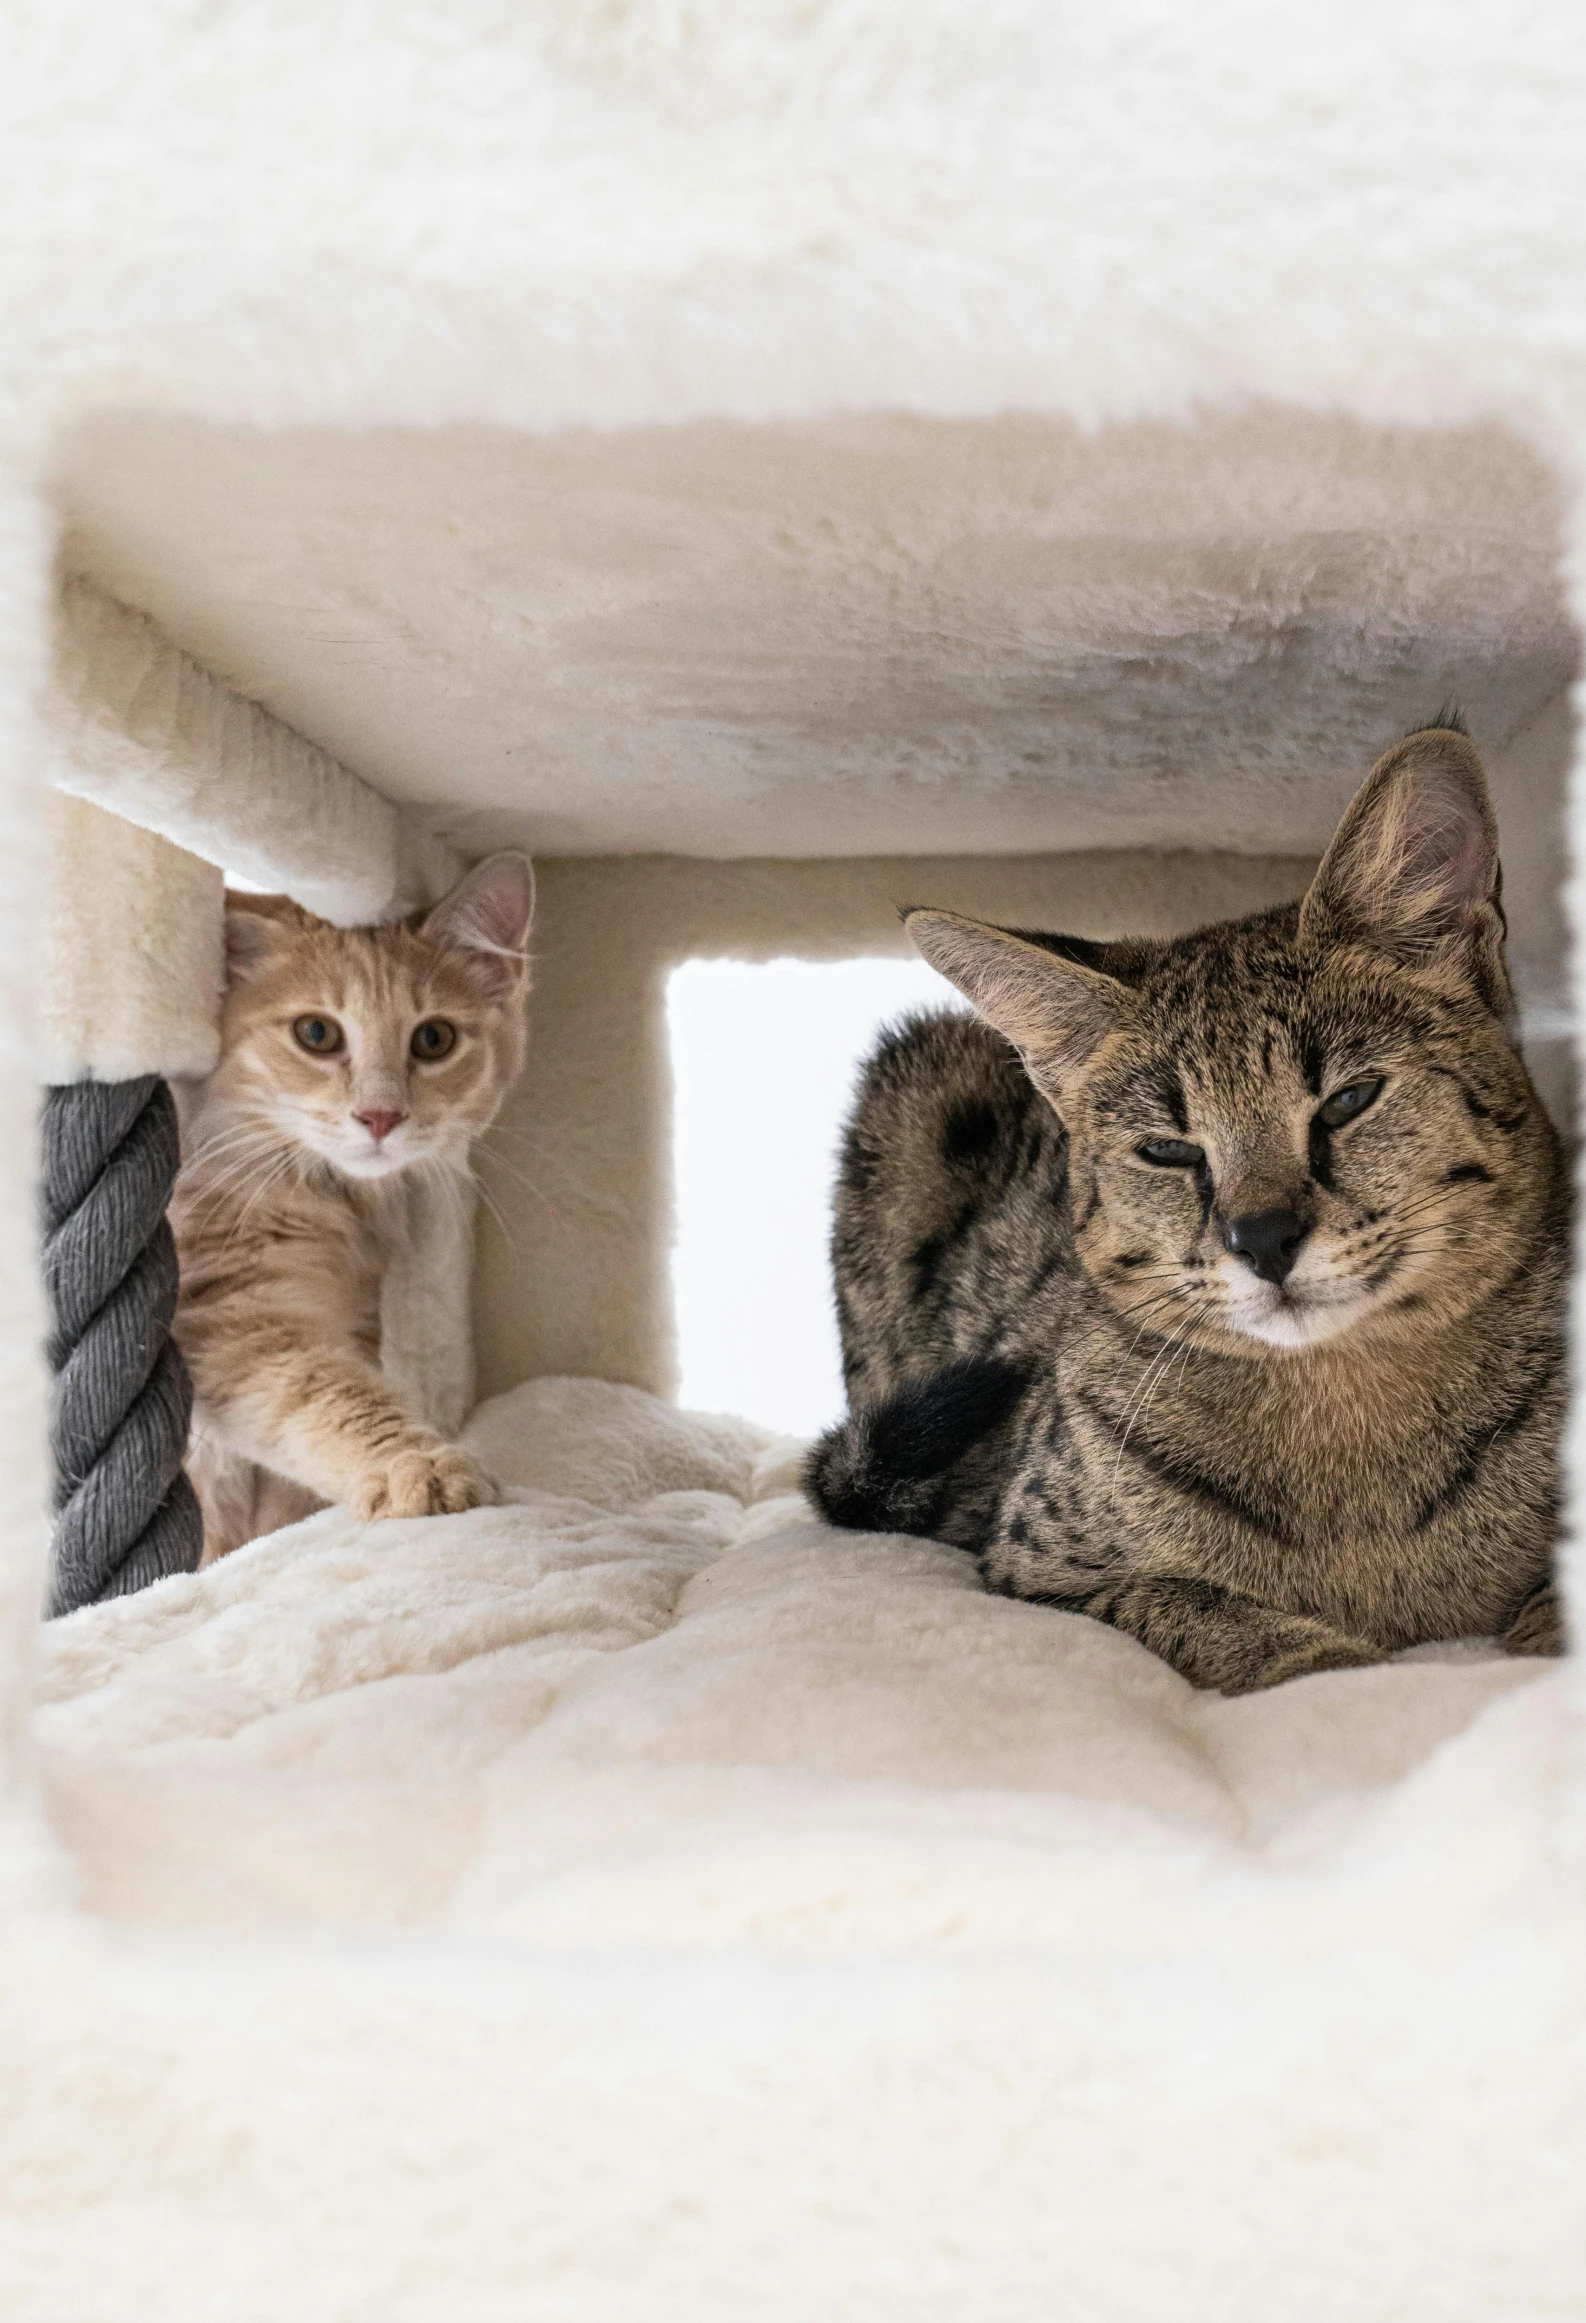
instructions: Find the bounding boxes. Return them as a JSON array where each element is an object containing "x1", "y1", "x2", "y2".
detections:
[{"x1": 1108, "y1": 1325, "x2": 1194, "y2": 1504}]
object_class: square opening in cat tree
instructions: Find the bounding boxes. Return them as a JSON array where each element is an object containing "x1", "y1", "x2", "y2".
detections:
[{"x1": 667, "y1": 953, "x2": 955, "y2": 1434}]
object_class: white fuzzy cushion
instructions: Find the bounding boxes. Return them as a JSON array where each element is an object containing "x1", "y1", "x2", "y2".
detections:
[
  {"x1": 36, "y1": 1378, "x2": 1552, "y2": 1940},
  {"x1": 12, "y1": 1376, "x2": 1577, "y2": 2316}
]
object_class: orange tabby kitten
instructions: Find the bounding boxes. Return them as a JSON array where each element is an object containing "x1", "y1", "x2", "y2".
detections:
[{"x1": 170, "y1": 854, "x2": 533, "y2": 1564}]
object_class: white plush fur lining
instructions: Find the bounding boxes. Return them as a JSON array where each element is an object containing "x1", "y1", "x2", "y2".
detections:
[
  {"x1": 50, "y1": 579, "x2": 415, "y2": 929},
  {"x1": 42, "y1": 792, "x2": 225, "y2": 1084},
  {"x1": 29, "y1": 1379, "x2": 1584, "y2": 2318}
]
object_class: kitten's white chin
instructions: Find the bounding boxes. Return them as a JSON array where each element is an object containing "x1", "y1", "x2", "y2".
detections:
[
  {"x1": 333, "y1": 1149, "x2": 411, "y2": 1180},
  {"x1": 305, "y1": 1131, "x2": 422, "y2": 1181},
  {"x1": 320, "y1": 1131, "x2": 469, "y2": 1181}
]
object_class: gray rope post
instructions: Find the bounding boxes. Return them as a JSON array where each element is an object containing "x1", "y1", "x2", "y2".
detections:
[{"x1": 41, "y1": 1076, "x2": 203, "y2": 1617}]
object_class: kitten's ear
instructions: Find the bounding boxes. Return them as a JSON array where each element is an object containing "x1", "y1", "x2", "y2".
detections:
[
  {"x1": 422, "y1": 853, "x2": 535, "y2": 982},
  {"x1": 1299, "y1": 728, "x2": 1509, "y2": 1010},
  {"x1": 223, "y1": 896, "x2": 298, "y2": 984},
  {"x1": 906, "y1": 909, "x2": 1131, "y2": 1086}
]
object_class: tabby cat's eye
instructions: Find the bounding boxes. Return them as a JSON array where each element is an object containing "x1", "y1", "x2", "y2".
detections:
[
  {"x1": 1316, "y1": 1078, "x2": 1383, "y2": 1131},
  {"x1": 1137, "y1": 1137, "x2": 1205, "y2": 1169},
  {"x1": 292, "y1": 1014, "x2": 344, "y2": 1055},
  {"x1": 410, "y1": 1018, "x2": 457, "y2": 1061}
]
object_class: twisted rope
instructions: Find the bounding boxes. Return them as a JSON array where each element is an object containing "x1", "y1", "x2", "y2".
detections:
[{"x1": 42, "y1": 1077, "x2": 203, "y2": 1617}]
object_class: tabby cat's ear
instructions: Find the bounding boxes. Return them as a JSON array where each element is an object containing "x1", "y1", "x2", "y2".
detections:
[
  {"x1": 905, "y1": 909, "x2": 1131, "y2": 1084},
  {"x1": 1298, "y1": 728, "x2": 1509, "y2": 1010},
  {"x1": 422, "y1": 853, "x2": 535, "y2": 982}
]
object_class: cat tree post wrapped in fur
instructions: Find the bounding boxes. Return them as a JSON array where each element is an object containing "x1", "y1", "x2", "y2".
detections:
[{"x1": 5, "y1": 5, "x2": 1586, "y2": 2319}]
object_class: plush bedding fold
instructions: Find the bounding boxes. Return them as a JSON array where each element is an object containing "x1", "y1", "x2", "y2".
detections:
[{"x1": 36, "y1": 1376, "x2": 1557, "y2": 1946}]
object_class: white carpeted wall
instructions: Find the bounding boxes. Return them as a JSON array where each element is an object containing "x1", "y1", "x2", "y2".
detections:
[{"x1": 3, "y1": 5, "x2": 1586, "y2": 2316}]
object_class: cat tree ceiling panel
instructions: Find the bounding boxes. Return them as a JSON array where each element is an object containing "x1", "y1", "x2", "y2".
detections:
[{"x1": 54, "y1": 407, "x2": 1575, "y2": 862}]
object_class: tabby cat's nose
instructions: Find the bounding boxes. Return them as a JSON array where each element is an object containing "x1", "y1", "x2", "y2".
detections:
[
  {"x1": 1219, "y1": 1207, "x2": 1310, "y2": 1286},
  {"x1": 355, "y1": 1108, "x2": 406, "y2": 1145}
]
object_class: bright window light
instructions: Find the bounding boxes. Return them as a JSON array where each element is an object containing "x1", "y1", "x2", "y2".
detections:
[{"x1": 667, "y1": 956, "x2": 962, "y2": 1438}]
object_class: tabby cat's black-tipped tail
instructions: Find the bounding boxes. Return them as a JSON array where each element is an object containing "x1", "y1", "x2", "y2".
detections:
[{"x1": 804, "y1": 1356, "x2": 1030, "y2": 1537}]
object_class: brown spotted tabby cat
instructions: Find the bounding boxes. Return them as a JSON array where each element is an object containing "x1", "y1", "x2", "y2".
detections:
[
  {"x1": 171, "y1": 854, "x2": 533, "y2": 1563},
  {"x1": 807, "y1": 724, "x2": 1568, "y2": 1691}
]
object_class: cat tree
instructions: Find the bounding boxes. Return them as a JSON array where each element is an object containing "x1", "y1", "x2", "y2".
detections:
[{"x1": 5, "y1": 5, "x2": 1586, "y2": 2317}]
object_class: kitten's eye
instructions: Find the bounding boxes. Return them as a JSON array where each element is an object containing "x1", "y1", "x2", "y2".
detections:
[
  {"x1": 1137, "y1": 1137, "x2": 1205, "y2": 1169},
  {"x1": 1316, "y1": 1078, "x2": 1383, "y2": 1131},
  {"x1": 410, "y1": 1019, "x2": 457, "y2": 1061},
  {"x1": 292, "y1": 1015, "x2": 344, "y2": 1056}
]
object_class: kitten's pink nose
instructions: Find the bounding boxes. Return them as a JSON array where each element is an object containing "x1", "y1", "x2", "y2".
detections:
[{"x1": 355, "y1": 1108, "x2": 406, "y2": 1145}]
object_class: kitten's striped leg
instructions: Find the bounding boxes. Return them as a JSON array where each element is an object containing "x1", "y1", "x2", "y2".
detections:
[{"x1": 1075, "y1": 1574, "x2": 1379, "y2": 1694}]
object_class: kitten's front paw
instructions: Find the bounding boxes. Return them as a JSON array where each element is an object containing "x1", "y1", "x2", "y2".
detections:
[{"x1": 353, "y1": 1442, "x2": 499, "y2": 1523}]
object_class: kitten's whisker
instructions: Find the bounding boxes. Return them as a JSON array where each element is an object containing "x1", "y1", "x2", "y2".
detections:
[
  {"x1": 179, "y1": 1127, "x2": 282, "y2": 1187},
  {"x1": 474, "y1": 1129, "x2": 579, "y2": 1205},
  {"x1": 217, "y1": 1151, "x2": 299, "y2": 1249},
  {"x1": 473, "y1": 1148, "x2": 554, "y2": 1206},
  {"x1": 179, "y1": 1141, "x2": 293, "y2": 1228},
  {"x1": 461, "y1": 1165, "x2": 518, "y2": 1250},
  {"x1": 416, "y1": 1158, "x2": 490, "y2": 1247}
]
